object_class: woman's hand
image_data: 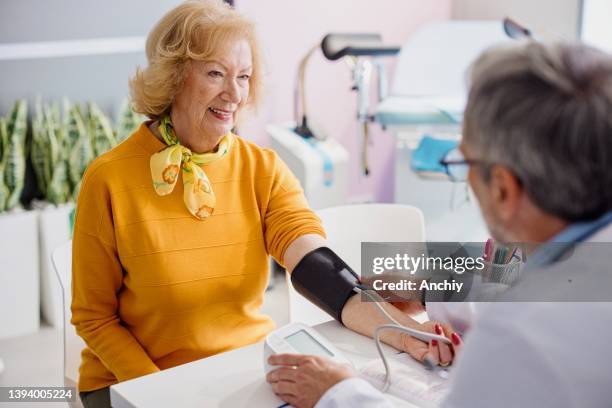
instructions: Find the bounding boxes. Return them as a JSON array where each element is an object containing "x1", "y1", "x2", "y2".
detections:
[
  {"x1": 266, "y1": 354, "x2": 355, "y2": 408},
  {"x1": 401, "y1": 321, "x2": 463, "y2": 367}
]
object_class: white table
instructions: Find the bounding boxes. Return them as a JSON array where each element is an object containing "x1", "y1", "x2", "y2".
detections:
[{"x1": 110, "y1": 320, "x2": 426, "y2": 407}]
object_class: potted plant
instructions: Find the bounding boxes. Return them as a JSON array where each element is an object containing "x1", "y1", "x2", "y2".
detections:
[
  {"x1": 0, "y1": 100, "x2": 40, "y2": 339},
  {"x1": 36, "y1": 99, "x2": 139, "y2": 327},
  {"x1": 33, "y1": 98, "x2": 81, "y2": 327}
]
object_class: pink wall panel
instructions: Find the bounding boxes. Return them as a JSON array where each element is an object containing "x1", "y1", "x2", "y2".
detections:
[{"x1": 237, "y1": 0, "x2": 452, "y2": 202}]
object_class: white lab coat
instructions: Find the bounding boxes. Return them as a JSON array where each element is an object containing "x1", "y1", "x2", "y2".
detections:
[{"x1": 317, "y1": 224, "x2": 612, "y2": 408}]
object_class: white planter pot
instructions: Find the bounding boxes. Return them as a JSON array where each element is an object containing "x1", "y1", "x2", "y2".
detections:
[
  {"x1": 0, "y1": 210, "x2": 40, "y2": 339},
  {"x1": 38, "y1": 203, "x2": 75, "y2": 327}
]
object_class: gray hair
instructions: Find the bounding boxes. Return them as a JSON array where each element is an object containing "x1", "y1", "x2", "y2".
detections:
[{"x1": 463, "y1": 41, "x2": 612, "y2": 221}]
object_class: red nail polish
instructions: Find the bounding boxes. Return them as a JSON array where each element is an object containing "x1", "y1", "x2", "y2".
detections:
[
  {"x1": 431, "y1": 339, "x2": 438, "y2": 346},
  {"x1": 452, "y1": 332, "x2": 461, "y2": 346},
  {"x1": 435, "y1": 324, "x2": 443, "y2": 335}
]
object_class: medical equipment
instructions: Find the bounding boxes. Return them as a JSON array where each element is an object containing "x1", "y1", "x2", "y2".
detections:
[
  {"x1": 294, "y1": 33, "x2": 399, "y2": 142},
  {"x1": 263, "y1": 322, "x2": 352, "y2": 373},
  {"x1": 289, "y1": 244, "x2": 453, "y2": 386},
  {"x1": 353, "y1": 286, "x2": 451, "y2": 392},
  {"x1": 269, "y1": 34, "x2": 399, "y2": 209},
  {"x1": 375, "y1": 20, "x2": 516, "y2": 241},
  {"x1": 355, "y1": 286, "x2": 450, "y2": 345},
  {"x1": 317, "y1": 34, "x2": 399, "y2": 175},
  {"x1": 267, "y1": 283, "x2": 451, "y2": 394},
  {"x1": 290, "y1": 247, "x2": 360, "y2": 323},
  {"x1": 268, "y1": 123, "x2": 349, "y2": 210}
]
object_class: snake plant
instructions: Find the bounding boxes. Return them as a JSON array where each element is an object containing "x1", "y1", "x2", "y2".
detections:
[
  {"x1": 0, "y1": 118, "x2": 10, "y2": 212},
  {"x1": 31, "y1": 99, "x2": 71, "y2": 205},
  {"x1": 69, "y1": 102, "x2": 117, "y2": 199},
  {"x1": 1, "y1": 100, "x2": 28, "y2": 212},
  {"x1": 18, "y1": 98, "x2": 141, "y2": 207},
  {"x1": 67, "y1": 101, "x2": 92, "y2": 200},
  {"x1": 116, "y1": 98, "x2": 143, "y2": 143},
  {"x1": 31, "y1": 99, "x2": 48, "y2": 196},
  {"x1": 88, "y1": 102, "x2": 117, "y2": 157}
]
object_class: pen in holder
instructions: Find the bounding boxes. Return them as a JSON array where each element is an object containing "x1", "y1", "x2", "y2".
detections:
[{"x1": 481, "y1": 242, "x2": 525, "y2": 285}]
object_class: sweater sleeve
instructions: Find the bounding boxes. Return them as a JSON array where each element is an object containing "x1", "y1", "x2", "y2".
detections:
[
  {"x1": 263, "y1": 155, "x2": 326, "y2": 266},
  {"x1": 70, "y1": 163, "x2": 160, "y2": 383}
]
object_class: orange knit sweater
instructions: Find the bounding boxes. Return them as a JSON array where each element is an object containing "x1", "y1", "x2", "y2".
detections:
[{"x1": 71, "y1": 122, "x2": 325, "y2": 391}]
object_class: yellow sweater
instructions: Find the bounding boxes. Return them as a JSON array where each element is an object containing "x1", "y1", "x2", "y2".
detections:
[{"x1": 71, "y1": 122, "x2": 325, "y2": 392}]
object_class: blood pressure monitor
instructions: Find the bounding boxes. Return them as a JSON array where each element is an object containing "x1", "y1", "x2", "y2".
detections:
[{"x1": 264, "y1": 322, "x2": 352, "y2": 373}]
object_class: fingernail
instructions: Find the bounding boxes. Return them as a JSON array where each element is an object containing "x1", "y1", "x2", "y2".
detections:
[
  {"x1": 431, "y1": 339, "x2": 438, "y2": 346},
  {"x1": 452, "y1": 332, "x2": 461, "y2": 346},
  {"x1": 434, "y1": 324, "x2": 443, "y2": 335}
]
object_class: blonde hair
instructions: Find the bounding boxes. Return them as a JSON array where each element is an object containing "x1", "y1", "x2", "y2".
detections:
[{"x1": 129, "y1": 0, "x2": 263, "y2": 120}]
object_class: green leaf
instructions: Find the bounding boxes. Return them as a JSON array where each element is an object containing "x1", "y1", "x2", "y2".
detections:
[
  {"x1": 88, "y1": 102, "x2": 116, "y2": 157},
  {"x1": 115, "y1": 98, "x2": 143, "y2": 143},
  {"x1": 4, "y1": 100, "x2": 27, "y2": 210},
  {"x1": 69, "y1": 103, "x2": 94, "y2": 198}
]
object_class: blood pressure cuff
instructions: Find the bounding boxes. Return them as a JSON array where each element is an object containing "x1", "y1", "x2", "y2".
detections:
[{"x1": 290, "y1": 247, "x2": 360, "y2": 325}]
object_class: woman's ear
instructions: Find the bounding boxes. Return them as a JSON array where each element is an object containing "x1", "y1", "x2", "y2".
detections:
[{"x1": 489, "y1": 165, "x2": 523, "y2": 222}]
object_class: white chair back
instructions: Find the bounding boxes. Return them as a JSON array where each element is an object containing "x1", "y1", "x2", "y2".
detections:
[
  {"x1": 287, "y1": 203, "x2": 425, "y2": 325},
  {"x1": 51, "y1": 240, "x2": 85, "y2": 407}
]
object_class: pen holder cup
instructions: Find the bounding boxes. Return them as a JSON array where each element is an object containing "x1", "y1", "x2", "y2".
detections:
[{"x1": 481, "y1": 258, "x2": 523, "y2": 285}]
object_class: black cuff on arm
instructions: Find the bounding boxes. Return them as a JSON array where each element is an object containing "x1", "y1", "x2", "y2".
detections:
[{"x1": 290, "y1": 247, "x2": 360, "y2": 325}]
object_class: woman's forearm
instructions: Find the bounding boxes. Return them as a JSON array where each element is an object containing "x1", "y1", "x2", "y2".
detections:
[
  {"x1": 284, "y1": 236, "x2": 422, "y2": 352},
  {"x1": 341, "y1": 294, "x2": 422, "y2": 351}
]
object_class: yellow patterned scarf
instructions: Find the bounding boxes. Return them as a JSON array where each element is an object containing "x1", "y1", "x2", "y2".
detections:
[{"x1": 150, "y1": 116, "x2": 233, "y2": 220}]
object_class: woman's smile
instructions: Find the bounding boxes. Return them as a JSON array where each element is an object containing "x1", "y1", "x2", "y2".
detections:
[{"x1": 207, "y1": 106, "x2": 233, "y2": 122}]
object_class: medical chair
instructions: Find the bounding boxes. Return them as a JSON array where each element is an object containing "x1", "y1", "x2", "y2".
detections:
[
  {"x1": 51, "y1": 240, "x2": 85, "y2": 408},
  {"x1": 286, "y1": 203, "x2": 425, "y2": 326},
  {"x1": 375, "y1": 20, "x2": 512, "y2": 241}
]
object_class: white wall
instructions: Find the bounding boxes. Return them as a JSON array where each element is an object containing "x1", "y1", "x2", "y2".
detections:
[
  {"x1": 0, "y1": 0, "x2": 183, "y2": 114},
  {"x1": 452, "y1": 0, "x2": 581, "y2": 41},
  {"x1": 581, "y1": 0, "x2": 612, "y2": 53}
]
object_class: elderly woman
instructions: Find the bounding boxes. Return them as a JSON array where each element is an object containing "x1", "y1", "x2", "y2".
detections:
[{"x1": 71, "y1": 1, "x2": 456, "y2": 406}]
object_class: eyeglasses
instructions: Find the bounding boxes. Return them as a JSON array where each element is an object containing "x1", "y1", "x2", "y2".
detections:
[{"x1": 439, "y1": 148, "x2": 488, "y2": 182}]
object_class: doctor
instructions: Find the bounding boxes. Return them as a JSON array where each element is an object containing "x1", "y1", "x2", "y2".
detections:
[{"x1": 267, "y1": 41, "x2": 612, "y2": 407}]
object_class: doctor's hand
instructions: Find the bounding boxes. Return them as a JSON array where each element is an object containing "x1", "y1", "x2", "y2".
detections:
[{"x1": 266, "y1": 354, "x2": 355, "y2": 408}]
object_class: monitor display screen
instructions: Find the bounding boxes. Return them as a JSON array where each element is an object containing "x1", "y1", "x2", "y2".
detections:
[{"x1": 284, "y1": 330, "x2": 334, "y2": 357}]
